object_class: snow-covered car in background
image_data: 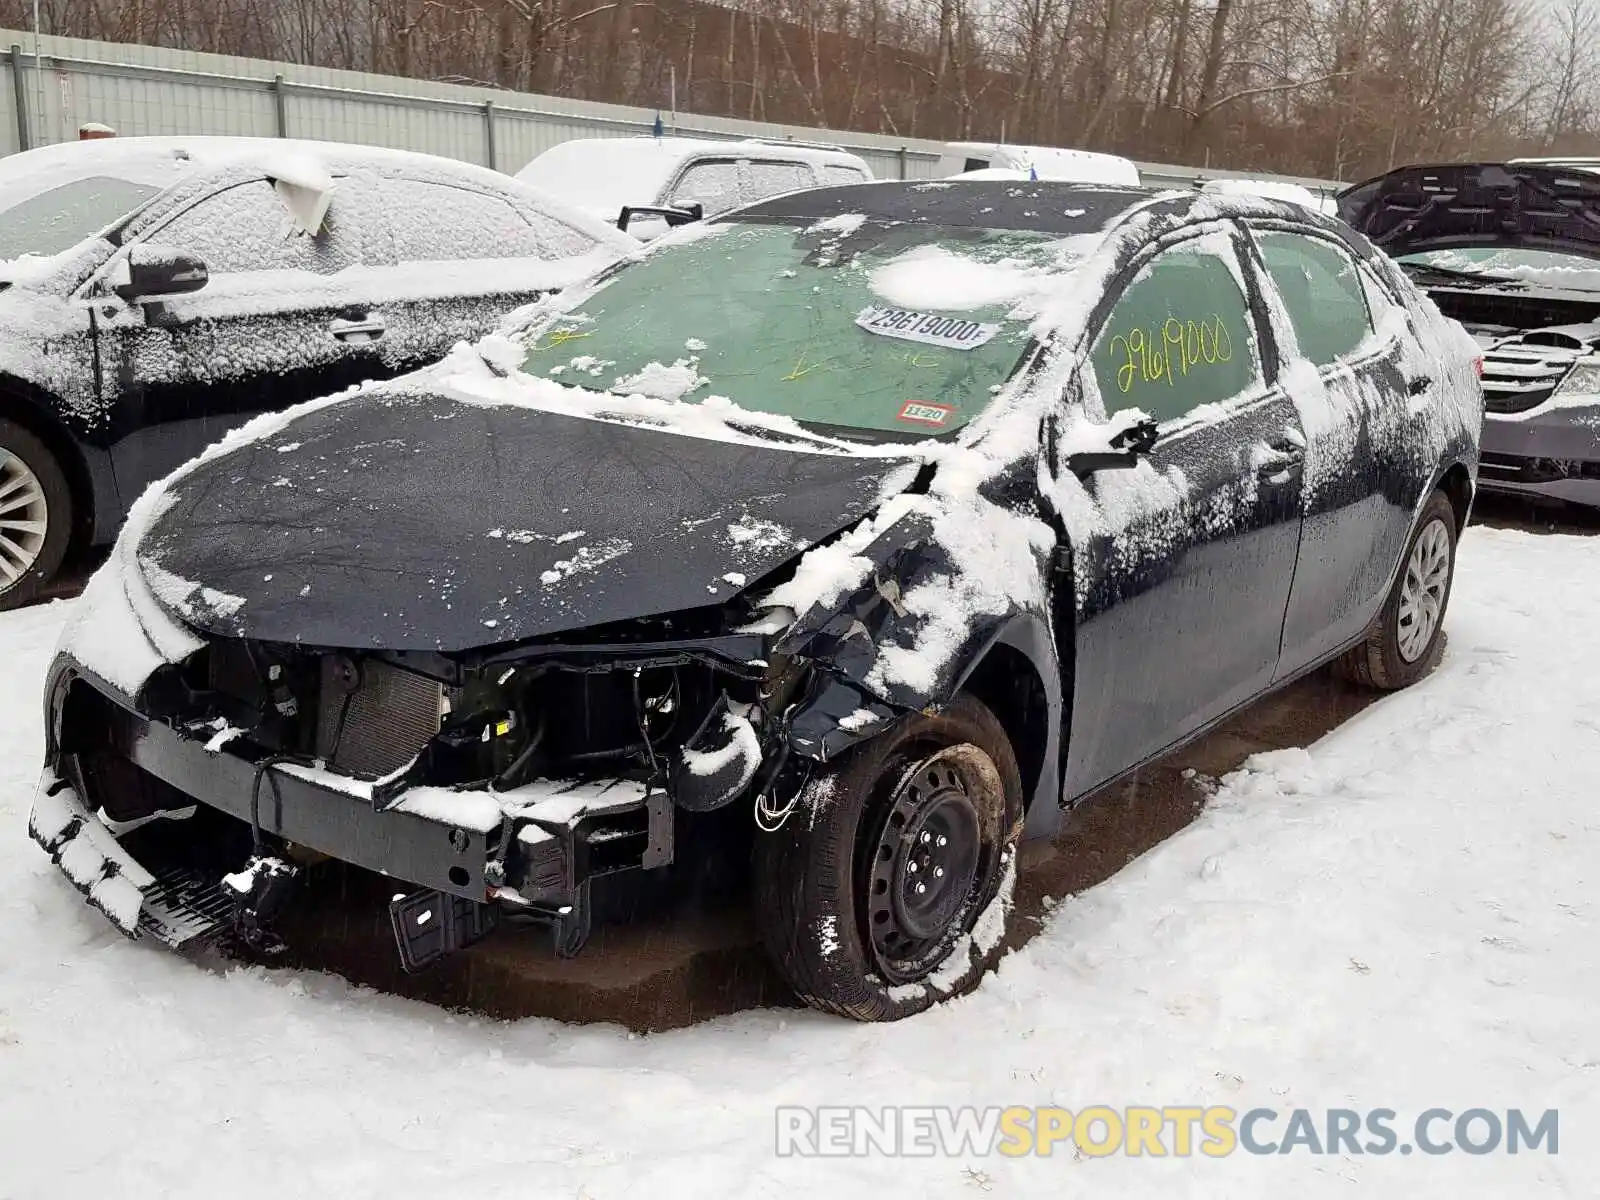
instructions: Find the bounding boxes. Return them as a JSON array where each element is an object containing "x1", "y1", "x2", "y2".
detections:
[
  {"x1": 936, "y1": 141, "x2": 1141, "y2": 185},
  {"x1": 1200, "y1": 176, "x2": 1339, "y2": 216},
  {"x1": 30, "y1": 180, "x2": 1480, "y2": 1021},
  {"x1": 514, "y1": 136, "x2": 874, "y2": 238},
  {"x1": 0, "y1": 136, "x2": 633, "y2": 609},
  {"x1": 1341, "y1": 162, "x2": 1600, "y2": 506}
]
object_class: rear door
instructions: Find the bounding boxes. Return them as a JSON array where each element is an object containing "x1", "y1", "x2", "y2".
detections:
[
  {"x1": 1243, "y1": 224, "x2": 1430, "y2": 675},
  {"x1": 91, "y1": 172, "x2": 386, "y2": 509},
  {"x1": 371, "y1": 175, "x2": 608, "y2": 372},
  {"x1": 1053, "y1": 226, "x2": 1306, "y2": 797}
]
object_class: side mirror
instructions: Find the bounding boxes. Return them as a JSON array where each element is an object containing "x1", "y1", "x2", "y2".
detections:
[
  {"x1": 1110, "y1": 416, "x2": 1160, "y2": 456},
  {"x1": 616, "y1": 203, "x2": 704, "y2": 235},
  {"x1": 1065, "y1": 416, "x2": 1160, "y2": 477},
  {"x1": 113, "y1": 245, "x2": 209, "y2": 303}
]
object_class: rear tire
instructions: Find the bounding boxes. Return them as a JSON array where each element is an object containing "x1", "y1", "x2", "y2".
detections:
[
  {"x1": 1335, "y1": 489, "x2": 1456, "y2": 690},
  {"x1": 0, "y1": 419, "x2": 72, "y2": 612},
  {"x1": 753, "y1": 694, "x2": 1023, "y2": 1021}
]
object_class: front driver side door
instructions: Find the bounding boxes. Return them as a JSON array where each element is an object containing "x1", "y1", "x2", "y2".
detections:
[
  {"x1": 91, "y1": 172, "x2": 386, "y2": 512},
  {"x1": 1052, "y1": 226, "x2": 1306, "y2": 798}
]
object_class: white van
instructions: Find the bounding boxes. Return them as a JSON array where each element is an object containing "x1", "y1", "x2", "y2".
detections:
[
  {"x1": 516, "y1": 136, "x2": 874, "y2": 238},
  {"x1": 937, "y1": 141, "x2": 1141, "y2": 186}
]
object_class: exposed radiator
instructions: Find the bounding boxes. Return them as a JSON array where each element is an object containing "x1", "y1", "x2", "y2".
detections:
[{"x1": 315, "y1": 657, "x2": 445, "y2": 779}]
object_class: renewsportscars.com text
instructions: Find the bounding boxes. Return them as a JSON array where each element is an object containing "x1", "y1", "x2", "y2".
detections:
[{"x1": 774, "y1": 1105, "x2": 1559, "y2": 1158}]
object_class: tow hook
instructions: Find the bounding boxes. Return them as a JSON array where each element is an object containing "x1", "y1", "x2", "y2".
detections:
[{"x1": 222, "y1": 855, "x2": 301, "y2": 953}]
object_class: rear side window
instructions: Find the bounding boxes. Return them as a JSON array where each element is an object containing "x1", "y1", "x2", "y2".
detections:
[
  {"x1": 384, "y1": 179, "x2": 594, "y2": 261},
  {"x1": 1256, "y1": 231, "x2": 1372, "y2": 365},
  {"x1": 1090, "y1": 241, "x2": 1263, "y2": 424},
  {"x1": 147, "y1": 180, "x2": 358, "y2": 275},
  {"x1": 669, "y1": 160, "x2": 742, "y2": 213},
  {"x1": 744, "y1": 161, "x2": 812, "y2": 202},
  {"x1": 823, "y1": 165, "x2": 869, "y2": 186}
]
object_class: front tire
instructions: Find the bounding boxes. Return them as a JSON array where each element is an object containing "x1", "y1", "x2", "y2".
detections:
[
  {"x1": 753, "y1": 694, "x2": 1023, "y2": 1021},
  {"x1": 0, "y1": 419, "x2": 72, "y2": 612},
  {"x1": 1335, "y1": 489, "x2": 1457, "y2": 690}
]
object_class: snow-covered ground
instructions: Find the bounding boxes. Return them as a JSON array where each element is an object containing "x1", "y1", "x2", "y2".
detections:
[{"x1": 1, "y1": 525, "x2": 1595, "y2": 1197}]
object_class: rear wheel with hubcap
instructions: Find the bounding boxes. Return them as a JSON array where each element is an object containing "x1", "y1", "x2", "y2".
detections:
[
  {"x1": 753, "y1": 694, "x2": 1023, "y2": 1021},
  {"x1": 1336, "y1": 488, "x2": 1457, "y2": 690},
  {"x1": 0, "y1": 419, "x2": 72, "y2": 612}
]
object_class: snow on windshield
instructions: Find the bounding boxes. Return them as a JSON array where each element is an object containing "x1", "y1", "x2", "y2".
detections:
[
  {"x1": 1402, "y1": 246, "x2": 1600, "y2": 290},
  {"x1": 518, "y1": 218, "x2": 1079, "y2": 441}
]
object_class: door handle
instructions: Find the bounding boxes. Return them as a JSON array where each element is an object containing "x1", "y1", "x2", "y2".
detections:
[
  {"x1": 329, "y1": 315, "x2": 386, "y2": 341},
  {"x1": 1254, "y1": 438, "x2": 1305, "y2": 485}
]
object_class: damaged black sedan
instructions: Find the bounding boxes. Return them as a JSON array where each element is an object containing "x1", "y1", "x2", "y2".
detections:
[{"x1": 32, "y1": 181, "x2": 1481, "y2": 1020}]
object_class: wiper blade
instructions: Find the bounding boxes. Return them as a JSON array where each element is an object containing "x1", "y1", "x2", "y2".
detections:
[{"x1": 1402, "y1": 261, "x2": 1517, "y2": 284}]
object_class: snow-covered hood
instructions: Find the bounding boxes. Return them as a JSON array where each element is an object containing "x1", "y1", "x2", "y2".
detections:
[
  {"x1": 131, "y1": 387, "x2": 908, "y2": 653},
  {"x1": 1338, "y1": 162, "x2": 1600, "y2": 263}
]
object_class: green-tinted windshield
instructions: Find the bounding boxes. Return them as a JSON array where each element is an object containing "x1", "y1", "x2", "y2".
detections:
[{"x1": 521, "y1": 219, "x2": 1063, "y2": 441}]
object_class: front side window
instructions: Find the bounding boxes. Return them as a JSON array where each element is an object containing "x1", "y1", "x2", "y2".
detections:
[
  {"x1": 384, "y1": 179, "x2": 594, "y2": 261},
  {"x1": 0, "y1": 176, "x2": 160, "y2": 259},
  {"x1": 1256, "y1": 230, "x2": 1372, "y2": 366},
  {"x1": 668, "y1": 160, "x2": 742, "y2": 213},
  {"x1": 521, "y1": 219, "x2": 1067, "y2": 442},
  {"x1": 1090, "y1": 240, "x2": 1264, "y2": 424},
  {"x1": 146, "y1": 180, "x2": 357, "y2": 275}
]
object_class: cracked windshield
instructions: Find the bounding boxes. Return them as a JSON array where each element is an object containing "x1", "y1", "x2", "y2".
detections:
[{"x1": 521, "y1": 219, "x2": 1060, "y2": 441}]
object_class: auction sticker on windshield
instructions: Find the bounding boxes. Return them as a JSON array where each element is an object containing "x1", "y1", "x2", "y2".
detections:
[
  {"x1": 856, "y1": 306, "x2": 1002, "y2": 350},
  {"x1": 898, "y1": 401, "x2": 956, "y2": 427}
]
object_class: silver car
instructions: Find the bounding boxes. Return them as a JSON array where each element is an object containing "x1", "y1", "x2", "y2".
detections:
[{"x1": 1341, "y1": 161, "x2": 1600, "y2": 505}]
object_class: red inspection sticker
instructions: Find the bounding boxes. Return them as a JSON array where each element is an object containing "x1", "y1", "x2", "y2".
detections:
[{"x1": 897, "y1": 401, "x2": 956, "y2": 427}]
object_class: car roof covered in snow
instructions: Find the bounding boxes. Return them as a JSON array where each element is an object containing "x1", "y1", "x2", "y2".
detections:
[
  {"x1": 0, "y1": 134, "x2": 635, "y2": 262},
  {"x1": 0, "y1": 135, "x2": 531, "y2": 190},
  {"x1": 732, "y1": 178, "x2": 1167, "y2": 234},
  {"x1": 515, "y1": 136, "x2": 873, "y2": 214}
]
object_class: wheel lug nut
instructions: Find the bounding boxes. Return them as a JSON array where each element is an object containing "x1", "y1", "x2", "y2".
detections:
[
  {"x1": 937, "y1": 836, "x2": 947, "y2": 847},
  {"x1": 907, "y1": 861, "x2": 917, "y2": 872},
  {"x1": 915, "y1": 883, "x2": 927, "y2": 895},
  {"x1": 934, "y1": 867, "x2": 944, "y2": 878},
  {"x1": 921, "y1": 831, "x2": 931, "y2": 844}
]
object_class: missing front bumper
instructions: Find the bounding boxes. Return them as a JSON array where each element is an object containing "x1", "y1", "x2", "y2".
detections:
[{"x1": 33, "y1": 664, "x2": 677, "y2": 964}]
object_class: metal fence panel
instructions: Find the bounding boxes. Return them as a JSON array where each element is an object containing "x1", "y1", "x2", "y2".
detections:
[
  {"x1": 0, "y1": 26, "x2": 1334, "y2": 193},
  {"x1": 1, "y1": 47, "x2": 20, "y2": 156}
]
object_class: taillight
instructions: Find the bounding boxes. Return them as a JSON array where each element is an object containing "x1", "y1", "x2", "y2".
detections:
[{"x1": 1473, "y1": 356, "x2": 1484, "y2": 378}]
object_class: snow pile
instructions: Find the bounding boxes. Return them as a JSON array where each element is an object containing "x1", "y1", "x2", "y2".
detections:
[
  {"x1": 868, "y1": 243, "x2": 1051, "y2": 312},
  {"x1": 610, "y1": 358, "x2": 710, "y2": 401}
]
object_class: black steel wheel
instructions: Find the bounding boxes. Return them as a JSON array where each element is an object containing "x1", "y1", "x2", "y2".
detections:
[{"x1": 753, "y1": 693, "x2": 1024, "y2": 1021}]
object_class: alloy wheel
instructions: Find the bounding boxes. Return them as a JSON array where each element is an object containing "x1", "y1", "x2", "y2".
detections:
[
  {"x1": 1397, "y1": 517, "x2": 1451, "y2": 663},
  {"x1": 0, "y1": 447, "x2": 49, "y2": 594}
]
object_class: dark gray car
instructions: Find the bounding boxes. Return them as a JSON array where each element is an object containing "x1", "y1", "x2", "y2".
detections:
[{"x1": 1341, "y1": 161, "x2": 1600, "y2": 505}]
